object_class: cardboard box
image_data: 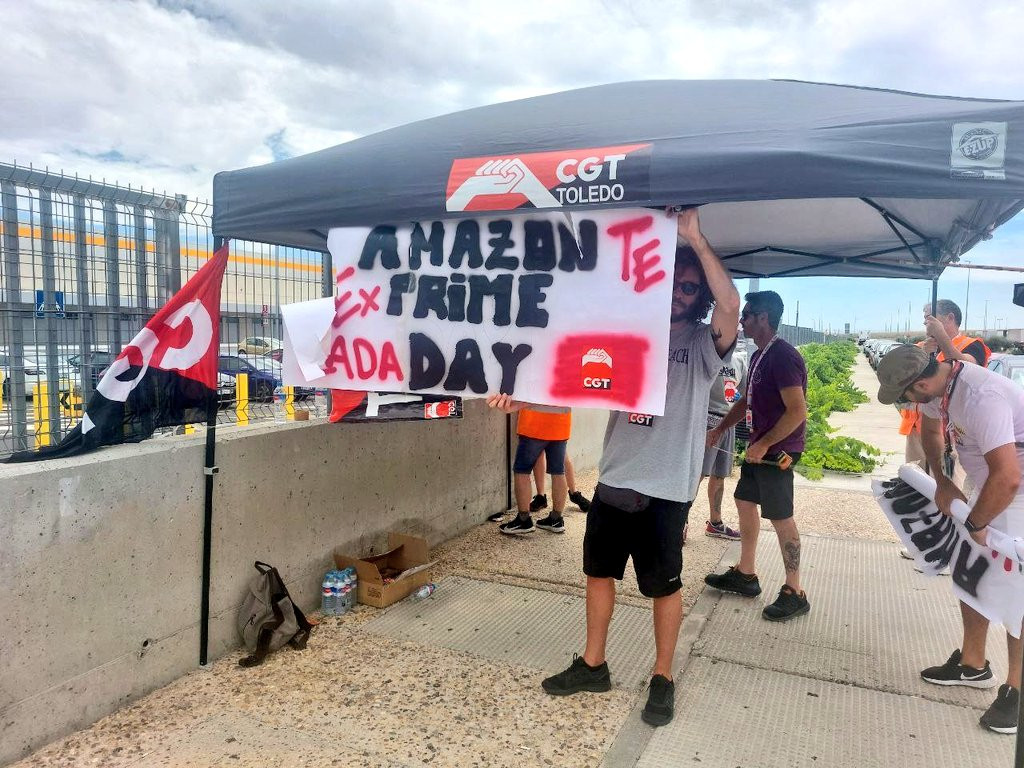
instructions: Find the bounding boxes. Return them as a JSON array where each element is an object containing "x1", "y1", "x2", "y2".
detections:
[{"x1": 333, "y1": 532, "x2": 435, "y2": 608}]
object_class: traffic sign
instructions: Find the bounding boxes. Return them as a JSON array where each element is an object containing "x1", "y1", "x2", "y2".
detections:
[{"x1": 35, "y1": 290, "x2": 65, "y2": 318}]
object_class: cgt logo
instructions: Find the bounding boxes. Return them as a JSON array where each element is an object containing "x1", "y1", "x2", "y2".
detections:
[
  {"x1": 627, "y1": 412, "x2": 654, "y2": 427},
  {"x1": 582, "y1": 347, "x2": 613, "y2": 390},
  {"x1": 424, "y1": 400, "x2": 457, "y2": 419},
  {"x1": 445, "y1": 143, "x2": 651, "y2": 212}
]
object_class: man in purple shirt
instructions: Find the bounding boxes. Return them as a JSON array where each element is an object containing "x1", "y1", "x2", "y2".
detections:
[{"x1": 704, "y1": 291, "x2": 810, "y2": 621}]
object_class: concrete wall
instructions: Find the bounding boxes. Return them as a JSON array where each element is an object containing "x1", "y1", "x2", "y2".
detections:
[
  {"x1": 0, "y1": 400, "x2": 535, "y2": 765},
  {"x1": 568, "y1": 407, "x2": 608, "y2": 471}
]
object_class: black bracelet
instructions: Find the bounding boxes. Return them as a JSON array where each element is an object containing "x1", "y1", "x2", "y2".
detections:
[{"x1": 963, "y1": 516, "x2": 986, "y2": 533}]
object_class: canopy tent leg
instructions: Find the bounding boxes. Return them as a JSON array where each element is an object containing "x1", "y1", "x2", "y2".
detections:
[{"x1": 1017, "y1": 639, "x2": 1023, "y2": 767}]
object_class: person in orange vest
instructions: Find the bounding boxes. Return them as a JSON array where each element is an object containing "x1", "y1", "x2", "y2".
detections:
[{"x1": 900, "y1": 299, "x2": 990, "y2": 467}]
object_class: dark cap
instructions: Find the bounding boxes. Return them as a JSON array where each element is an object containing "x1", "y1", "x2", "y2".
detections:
[{"x1": 876, "y1": 344, "x2": 930, "y2": 404}]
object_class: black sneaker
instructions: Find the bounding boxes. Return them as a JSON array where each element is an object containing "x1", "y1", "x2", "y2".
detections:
[
  {"x1": 920, "y1": 648, "x2": 997, "y2": 688},
  {"x1": 704, "y1": 566, "x2": 762, "y2": 597},
  {"x1": 529, "y1": 493, "x2": 548, "y2": 512},
  {"x1": 641, "y1": 674, "x2": 675, "y2": 726},
  {"x1": 536, "y1": 515, "x2": 565, "y2": 533},
  {"x1": 486, "y1": 510, "x2": 507, "y2": 522},
  {"x1": 499, "y1": 515, "x2": 534, "y2": 535},
  {"x1": 980, "y1": 684, "x2": 1019, "y2": 734},
  {"x1": 569, "y1": 490, "x2": 591, "y2": 513},
  {"x1": 541, "y1": 654, "x2": 611, "y2": 695},
  {"x1": 762, "y1": 585, "x2": 810, "y2": 621}
]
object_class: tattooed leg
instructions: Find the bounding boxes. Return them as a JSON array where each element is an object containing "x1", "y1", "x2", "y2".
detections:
[{"x1": 771, "y1": 517, "x2": 802, "y2": 592}]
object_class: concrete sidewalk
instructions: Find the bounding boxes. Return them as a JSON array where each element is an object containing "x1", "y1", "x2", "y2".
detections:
[{"x1": 11, "y1": 354, "x2": 1017, "y2": 767}]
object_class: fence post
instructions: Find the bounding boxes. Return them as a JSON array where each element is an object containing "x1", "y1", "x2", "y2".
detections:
[
  {"x1": 133, "y1": 204, "x2": 150, "y2": 312},
  {"x1": 73, "y1": 192, "x2": 95, "y2": 404},
  {"x1": 0, "y1": 178, "x2": 28, "y2": 450},
  {"x1": 38, "y1": 188, "x2": 63, "y2": 442},
  {"x1": 102, "y1": 200, "x2": 122, "y2": 351}
]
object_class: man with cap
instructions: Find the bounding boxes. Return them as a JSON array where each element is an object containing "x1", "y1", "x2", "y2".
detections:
[{"x1": 876, "y1": 343, "x2": 1023, "y2": 735}]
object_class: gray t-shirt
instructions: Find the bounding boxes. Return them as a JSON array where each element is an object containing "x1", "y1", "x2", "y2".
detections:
[{"x1": 598, "y1": 321, "x2": 727, "y2": 503}]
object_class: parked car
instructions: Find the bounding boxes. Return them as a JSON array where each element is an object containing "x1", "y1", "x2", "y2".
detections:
[
  {"x1": 987, "y1": 354, "x2": 1024, "y2": 388},
  {"x1": 237, "y1": 336, "x2": 281, "y2": 356},
  {"x1": 216, "y1": 373, "x2": 237, "y2": 407},
  {"x1": 1, "y1": 351, "x2": 81, "y2": 400},
  {"x1": 217, "y1": 354, "x2": 314, "y2": 402},
  {"x1": 67, "y1": 350, "x2": 119, "y2": 389}
]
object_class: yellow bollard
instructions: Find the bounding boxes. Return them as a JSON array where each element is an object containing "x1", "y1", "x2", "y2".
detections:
[
  {"x1": 34, "y1": 383, "x2": 51, "y2": 448},
  {"x1": 184, "y1": 424, "x2": 196, "y2": 434},
  {"x1": 235, "y1": 373, "x2": 249, "y2": 425},
  {"x1": 285, "y1": 386, "x2": 295, "y2": 420}
]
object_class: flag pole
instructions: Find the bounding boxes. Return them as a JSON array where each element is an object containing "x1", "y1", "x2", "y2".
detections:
[{"x1": 199, "y1": 238, "x2": 224, "y2": 666}]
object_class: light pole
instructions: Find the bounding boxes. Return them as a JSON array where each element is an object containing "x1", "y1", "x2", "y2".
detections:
[
  {"x1": 983, "y1": 300, "x2": 989, "y2": 338},
  {"x1": 963, "y1": 261, "x2": 972, "y2": 331}
]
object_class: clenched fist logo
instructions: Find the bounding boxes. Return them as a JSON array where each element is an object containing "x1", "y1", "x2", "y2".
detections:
[{"x1": 446, "y1": 158, "x2": 561, "y2": 211}]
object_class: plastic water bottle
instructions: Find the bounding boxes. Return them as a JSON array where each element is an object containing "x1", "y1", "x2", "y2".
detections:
[
  {"x1": 330, "y1": 574, "x2": 343, "y2": 615},
  {"x1": 412, "y1": 583, "x2": 436, "y2": 600},
  {"x1": 348, "y1": 568, "x2": 358, "y2": 610},
  {"x1": 321, "y1": 576, "x2": 334, "y2": 615}
]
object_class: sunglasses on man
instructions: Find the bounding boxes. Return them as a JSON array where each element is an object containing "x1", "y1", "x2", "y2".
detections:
[{"x1": 676, "y1": 281, "x2": 700, "y2": 296}]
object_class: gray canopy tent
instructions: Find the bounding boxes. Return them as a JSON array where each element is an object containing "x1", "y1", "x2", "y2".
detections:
[{"x1": 213, "y1": 79, "x2": 1024, "y2": 283}]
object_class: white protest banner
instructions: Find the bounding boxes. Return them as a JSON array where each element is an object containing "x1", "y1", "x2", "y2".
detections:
[
  {"x1": 281, "y1": 209, "x2": 677, "y2": 414},
  {"x1": 872, "y1": 466, "x2": 1024, "y2": 638}
]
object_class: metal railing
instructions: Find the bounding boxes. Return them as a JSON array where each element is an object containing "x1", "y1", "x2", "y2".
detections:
[{"x1": 0, "y1": 162, "x2": 331, "y2": 458}]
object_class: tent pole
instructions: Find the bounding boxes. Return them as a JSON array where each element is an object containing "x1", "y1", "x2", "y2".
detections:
[
  {"x1": 199, "y1": 237, "x2": 224, "y2": 666},
  {"x1": 505, "y1": 414, "x2": 513, "y2": 511},
  {"x1": 1017, "y1": 638, "x2": 1023, "y2": 767}
]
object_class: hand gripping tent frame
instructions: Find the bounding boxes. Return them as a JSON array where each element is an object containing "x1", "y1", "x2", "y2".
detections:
[{"x1": 212, "y1": 79, "x2": 1024, "y2": 284}]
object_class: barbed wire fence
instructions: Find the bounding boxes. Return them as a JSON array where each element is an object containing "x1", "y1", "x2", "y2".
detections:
[{"x1": 0, "y1": 162, "x2": 331, "y2": 459}]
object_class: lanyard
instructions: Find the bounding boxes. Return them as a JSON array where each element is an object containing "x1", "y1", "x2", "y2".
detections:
[
  {"x1": 744, "y1": 335, "x2": 778, "y2": 429},
  {"x1": 745, "y1": 335, "x2": 778, "y2": 404},
  {"x1": 939, "y1": 360, "x2": 963, "y2": 460}
]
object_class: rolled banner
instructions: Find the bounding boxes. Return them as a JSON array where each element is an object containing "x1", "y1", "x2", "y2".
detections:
[{"x1": 898, "y1": 464, "x2": 1024, "y2": 565}]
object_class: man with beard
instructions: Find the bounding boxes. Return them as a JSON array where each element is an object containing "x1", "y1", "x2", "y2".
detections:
[
  {"x1": 488, "y1": 207, "x2": 739, "y2": 727},
  {"x1": 876, "y1": 344, "x2": 1022, "y2": 735}
]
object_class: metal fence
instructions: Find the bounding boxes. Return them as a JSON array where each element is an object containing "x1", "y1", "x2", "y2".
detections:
[
  {"x1": 0, "y1": 163, "x2": 331, "y2": 458},
  {"x1": 777, "y1": 323, "x2": 827, "y2": 347}
]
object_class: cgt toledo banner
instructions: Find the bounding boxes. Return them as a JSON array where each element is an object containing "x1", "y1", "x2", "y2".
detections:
[{"x1": 281, "y1": 208, "x2": 677, "y2": 414}]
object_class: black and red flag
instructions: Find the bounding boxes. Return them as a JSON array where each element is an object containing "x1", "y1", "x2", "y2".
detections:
[{"x1": 5, "y1": 244, "x2": 230, "y2": 462}]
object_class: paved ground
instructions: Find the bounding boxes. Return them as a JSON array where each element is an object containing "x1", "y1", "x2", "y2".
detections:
[{"x1": 11, "y1": 354, "x2": 1017, "y2": 767}]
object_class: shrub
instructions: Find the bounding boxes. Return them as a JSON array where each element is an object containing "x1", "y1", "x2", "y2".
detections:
[{"x1": 794, "y1": 342, "x2": 881, "y2": 480}]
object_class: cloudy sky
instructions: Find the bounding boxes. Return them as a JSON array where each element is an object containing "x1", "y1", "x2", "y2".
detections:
[{"x1": 3, "y1": 0, "x2": 1024, "y2": 333}]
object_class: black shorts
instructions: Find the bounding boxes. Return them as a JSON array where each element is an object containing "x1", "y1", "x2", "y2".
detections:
[
  {"x1": 583, "y1": 488, "x2": 692, "y2": 598},
  {"x1": 733, "y1": 453, "x2": 802, "y2": 520}
]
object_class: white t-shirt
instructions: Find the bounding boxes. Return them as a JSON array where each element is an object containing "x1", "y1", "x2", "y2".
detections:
[{"x1": 920, "y1": 362, "x2": 1024, "y2": 497}]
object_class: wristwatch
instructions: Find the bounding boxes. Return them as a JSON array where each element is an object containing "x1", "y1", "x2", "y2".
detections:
[{"x1": 963, "y1": 516, "x2": 986, "y2": 533}]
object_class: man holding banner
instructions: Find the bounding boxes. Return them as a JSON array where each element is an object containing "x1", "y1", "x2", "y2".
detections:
[
  {"x1": 876, "y1": 344, "x2": 1023, "y2": 735},
  {"x1": 490, "y1": 207, "x2": 740, "y2": 727}
]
